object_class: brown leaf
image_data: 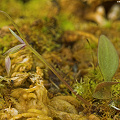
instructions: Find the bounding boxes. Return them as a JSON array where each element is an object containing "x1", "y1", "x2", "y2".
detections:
[{"x1": 93, "y1": 81, "x2": 120, "y2": 99}]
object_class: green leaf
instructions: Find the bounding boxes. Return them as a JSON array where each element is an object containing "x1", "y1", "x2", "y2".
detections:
[
  {"x1": 93, "y1": 35, "x2": 119, "y2": 99},
  {"x1": 98, "y1": 35, "x2": 119, "y2": 81}
]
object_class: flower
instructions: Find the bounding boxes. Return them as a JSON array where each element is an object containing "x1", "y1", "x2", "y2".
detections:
[{"x1": 4, "y1": 28, "x2": 26, "y2": 77}]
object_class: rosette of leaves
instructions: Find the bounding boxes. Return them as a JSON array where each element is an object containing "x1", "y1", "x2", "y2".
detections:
[{"x1": 93, "y1": 35, "x2": 119, "y2": 99}]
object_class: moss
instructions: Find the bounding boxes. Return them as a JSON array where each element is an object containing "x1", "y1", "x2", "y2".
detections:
[
  {"x1": 23, "y1": 0, "x2": 52, "y2": 18},
  {"x1": 74, "y1": 66, "x2": 103, "y2": 99},
  {"x1": 0, "y1": 0, "x2": 22, "y2": 18},
  {"x1": 0, "y1": 34, "x2": 17, "y2": 54},
  {"x1": 112, "y1": 81, "x2": 120, "y2": 98},
  {"x1": 0, "y1": 1, "x2": 120, "y2": 119},
  {"x1": 57, "y1": 14, "x2": 75, "y2": 31}
]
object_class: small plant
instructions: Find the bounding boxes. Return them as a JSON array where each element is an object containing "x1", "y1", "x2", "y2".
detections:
[
  {"x1": 4, "y1": 28, "x2": 26, "y2": 77},
  {"x1": 74, "y1": 35, "x2": 120, "y2": 100},
  {"x1": 1, "y1": 11, "x2": 119, "y2": 106},
  {"x1": 93, "y1": 35, "x2": 120, "y2": 99},
  {"x1": 0, "y1": 11, "x2": 90, "y2": 106}
]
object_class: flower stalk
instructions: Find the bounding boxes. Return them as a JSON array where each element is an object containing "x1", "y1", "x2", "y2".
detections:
[{"x1": 0, "y1": 10, "x2": 90, "y2": 106}]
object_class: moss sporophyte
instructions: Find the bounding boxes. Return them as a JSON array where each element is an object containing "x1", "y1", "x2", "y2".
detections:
[{"x1": 1, "y1": 11, "x2": 120, "y2": 106}]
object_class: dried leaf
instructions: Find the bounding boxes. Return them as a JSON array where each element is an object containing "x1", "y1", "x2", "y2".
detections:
[
  {"x1": 3, "y1": 44, "x2": 26, "y2": 55},
  {"x1": 5, "y1": 56, "x2": 11, "y2": 76},
  {"x1": 9, "y1": 28, "x2": 25, "y2": 44},
  {"x1": 93, "y1": 81, "x2": 120, "y2": 99},
  {"x1": 94, "y1": 81, "x2": 120, "y2": 92},
  {"x1": 98, "y1": 35, "x2": 119, "y2": 81}
]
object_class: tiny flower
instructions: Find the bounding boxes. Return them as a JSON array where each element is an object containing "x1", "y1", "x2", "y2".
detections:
[
  {"x1": 3, "y1": 44, "x2": 26, "y2": 56},
  {"x1": 9, "y1": 28, "x2": 25, "y2": 44},
  {"x1": 4, "y1": 28, "x2": 26, "y2": 77}
]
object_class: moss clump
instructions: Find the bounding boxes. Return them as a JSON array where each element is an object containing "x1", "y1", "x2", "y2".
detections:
[
  {"x1": 57, "y1": 14, "x2": 75, "y2": 31},
  {"x1": 74, "y1": 66, "x2": 103, "y2": 99}
]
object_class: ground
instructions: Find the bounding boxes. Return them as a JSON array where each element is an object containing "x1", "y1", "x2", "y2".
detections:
[{"x1": 0, "y1": 0, "x2": 120, "y2": 119}]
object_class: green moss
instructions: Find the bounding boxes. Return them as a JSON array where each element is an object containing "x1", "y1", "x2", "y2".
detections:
[
  {"x1": 74, "y1": 66, "x2": 103, "y2": 98},
  {"x1": 57, "y1": 14, "x2": 75, "y2": 31},
  {"x1": 0, "y1": 35, "x2": 17, "y2": 54},
  {"x1": 0, "y1": 0, "x2": 22, "y2": 17},
  {"x1": 112, "y1": 80, "x2": 120, "y2": 98},
  {"x1": 23, "y1": 0, "x2": 51, "y2": 19}
]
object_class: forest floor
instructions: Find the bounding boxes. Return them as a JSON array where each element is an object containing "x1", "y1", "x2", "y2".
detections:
[{"x1": 0, "y1": 0, "x2": 120, "y2": 120}]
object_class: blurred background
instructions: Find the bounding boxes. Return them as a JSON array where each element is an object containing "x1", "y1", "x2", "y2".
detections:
[
  {"x1": 0, "y1": 0, "x2": 120, "y2": 28},
  {"x1": 0, "y1": 0, "x2": 120, "y2": 77}
]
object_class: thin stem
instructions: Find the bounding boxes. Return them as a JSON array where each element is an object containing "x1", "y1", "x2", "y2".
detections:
[
  {"x1": 0, "y1": 10, "x2": 90, "y2": 106},
  {"x1": 0, "y1": 11, "x2": 29, "y2": 46},
  {"x1": 28, "y1": 45, "x2": 90, "y2": 105}
]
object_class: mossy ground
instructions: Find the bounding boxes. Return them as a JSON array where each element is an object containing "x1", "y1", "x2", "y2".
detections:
[{"x1": 0, "y1": 0, "x2": 120, "y2": 119}]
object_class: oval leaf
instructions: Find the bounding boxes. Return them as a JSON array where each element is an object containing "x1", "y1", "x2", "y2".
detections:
[
  {"x1": 93, "y1": 81, "x2": 120, "y2": 99},
  {"x1": 98, "y1": 35, "x2": 119, "y2": 81}
]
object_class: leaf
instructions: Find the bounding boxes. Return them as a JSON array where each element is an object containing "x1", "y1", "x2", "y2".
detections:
[
  {"x1": 5, "y1": 56, "x2": 11, "y2": 76},
  {"x1": 98, "y1": 35, "x2": 119, "y2": 81},
  {"x1": 3, "y1": 44, "x2": 26, "y2": 55},
  {"x1": 9, "y1": 28, "x2": 25, "y2": 44},
  {"x1": 93, "y1": 35, "x2": 119, "y2": 99},
  {"x1": 93, "y1": 81, "x2": 120, "y2": 99},
  {"x1": 94, "y1": 81, "x2": 120, "y2": 92}
]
